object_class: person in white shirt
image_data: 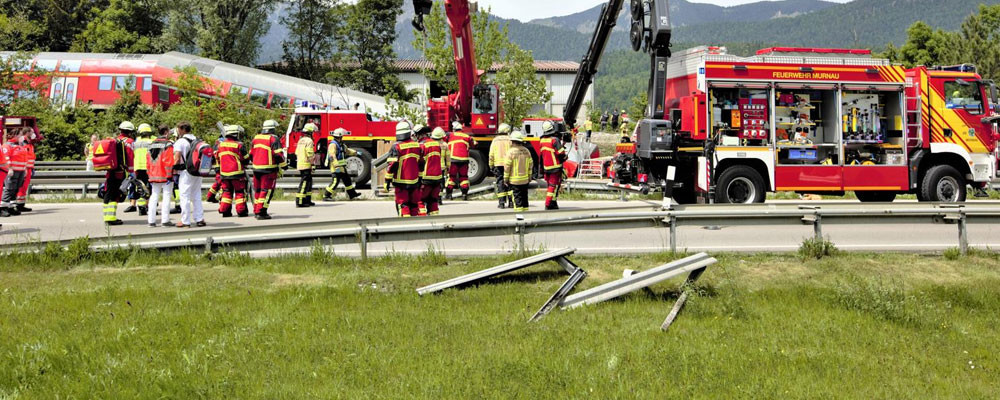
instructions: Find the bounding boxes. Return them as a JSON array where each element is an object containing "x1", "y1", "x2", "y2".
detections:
[{"x1": 172, "y1": 121, "x2": 206, "y2": 228}]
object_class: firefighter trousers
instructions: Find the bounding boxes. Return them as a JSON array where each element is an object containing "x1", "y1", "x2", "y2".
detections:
[
  {"x1": 493, "y1": 167, "x2": 511, "y2": 206},
  {"x1": 544, "y1": 171, "x2": 562, "y2": 209},
  {"x1": 511, "y1": 184, "x2": 529, "y2": 212},
  {"x1": 130, "y1": 170, "x2": 150, "y2": 210},
  {"x1": 394, "y1": 186, "x2": 420, "y2": 217},
  {"x1": 219, "y1": 178, "x2": 249, "y2": 217},
  {"x1": 253, "y1": 172, "x2": 278, "y2": 215},
  {"x1": 325, "y1": 171, "x2": 359, "y2": 199},
  {"x1": 207, "y1": 174, "x2": 223, "y2": 202},
  {"x1": 102, "y1": 172, "x2": 125, "y2": 222},
  {"x1": 421, "y1": 181, "x2": 443, "y2": 216},
  {"x1": 447, "y1": 162, "x2": 470, "y2": 193},
  {"x1": 296, "y1": 169, "x2": 313, "y2": 206}
]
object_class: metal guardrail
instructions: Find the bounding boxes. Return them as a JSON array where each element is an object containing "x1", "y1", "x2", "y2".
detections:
[{"x1": 8, "y1": 203, "x2": 1000, "y2": 256}]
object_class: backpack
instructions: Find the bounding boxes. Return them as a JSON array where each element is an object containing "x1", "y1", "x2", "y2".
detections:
[
  {"x1": 91, "y1": 138, "x2": 120, "y2": 171},
  {"x1": 183, "y1": 138, "x2": 215, "y2": 177}
]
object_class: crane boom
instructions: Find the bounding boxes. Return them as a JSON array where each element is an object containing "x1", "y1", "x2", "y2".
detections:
[
  {"x1": 413, "y1": 0, "x2": 481, "y2": 127},
  {"x1": 562, "y1": 0, "x2": 626, "y2": 129}
]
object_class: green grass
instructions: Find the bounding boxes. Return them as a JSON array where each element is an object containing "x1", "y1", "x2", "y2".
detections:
[{"x1": 1, "y1": 246, "x2": 999, "y2": 398}]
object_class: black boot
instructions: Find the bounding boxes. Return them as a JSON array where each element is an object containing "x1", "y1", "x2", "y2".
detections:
[
  {"x1": 323, "y1": 194, "x2": 335, "y2": 202},
  {"x1": 255, "y1": 213, "x2": 272, "y2": 220},
  {"x1": 8, "y1": 207, "x2": 20, "y2": 216},
  {"x1": 498, "y1": 199, "x2": 506, "y2": 209},
  {"x1": 0, "y1": 208, "x2": 10, "y2": 218},
  {"x1": 105, "y1": 219, "x2": 124, "y2": 226},
  {"x1": 138, "y1": 207, "x2": 148, "y2": 216},
  {"x1": 462, "y1": 189, "x2": 469, "y2": 202},
  {"x1": 124, "y1": 205, "x2": 137, "y2": 213},
  {"x1": 445, "y1": 188, "x2": 453, "y2": 201},
  {"x1": 15, "y1": 205, "x2": 31, "y2": 212},
  {"x1": 348, "y1": 191, "x2": 361, "y2": 200}
]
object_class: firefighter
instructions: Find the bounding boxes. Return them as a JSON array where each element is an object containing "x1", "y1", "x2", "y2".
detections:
[
  {"x1": 0, "y1": 130, "x2": 8, "y2": 207},
  {"x1": 146, "y1": 125, "x2": 175, "y2": 227},
  {"x1": 446, "y1": 121, "x2": 475, "y2": 201},
  {"x1": 619, "y1": 122, "x2": 631, "y2": 143},
  {"x1": 128, "y1": 123, "x2": 154, "y2": 215},
  {"x1": 385, "y1": 121, "x2": 423, "y2": 217},
  {"x1": 419, "y1": 126, "x2": 447, "y2": 216},
  {"x1": 489, "y1": 123, "x2": 513, "y2": 209},
  {"x1": 323, "y1": 128, "x2": 361, "y2": 201},
  {"x1": 14, "y1": 127, "x2": 40, "y2": 213},
  {"x1": 295, "y1": 122, "x2": 317, "y2": 207},
  {"x1": 505, "y1": 130, "x2": 533, "y2": 213},
  {"x1": 102, "y1": 122, "x2": 136, "y2": 225},
  {"x1": 0, "y1": 129, "x2": 27, "y2": 218},
  {"x1": 539, "y1": 120, "x2": 566, "y2": 210},
  {"x1": 206, "y1": 130, "x2": 226, "y2": 204},
  {"x1": 217, "y1": 124, "x2": 250, "y2": 217},
  {"x1": 251, "y1": 120, "x2": 286, "y2": 220}
]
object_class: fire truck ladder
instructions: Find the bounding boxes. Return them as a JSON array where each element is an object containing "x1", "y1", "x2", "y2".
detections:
[{"x1": 905, "y1": 94, "x2": 923, "y2": 149}]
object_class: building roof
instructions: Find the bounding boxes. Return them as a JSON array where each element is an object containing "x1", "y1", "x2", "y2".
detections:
[{"x1": 390, "y1": 60, "x2": 580, "y2": 73}]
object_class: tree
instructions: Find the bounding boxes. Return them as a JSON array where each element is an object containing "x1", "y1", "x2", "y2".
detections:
[
  {"x1": 0, "y1": 0, "x2": 105, "y2": 52},
  {"x1": 162, "y1": 0, "x2": 278, "y2": 66},
  {"x1": 326, "y1": 0, "x2": 414, "y2": 101},
  {"x1": 0, "y1": 11, "x2": 43, "y2": 51},
  {"x1": 953, "y1": 5, "x2": 1000, "y2": 80},
  {"x1": 70, "y1": 0, "x2": 165, "y2": 53},
  {"x1": 412, "y1": 2, "x2": 551, "y2": 126},
  {"x1": 893, "y1": 22, "x2": 960, "y2": 69},
  {"x1": 280, "y1": 0, "x2": 341, "y2": 81}
]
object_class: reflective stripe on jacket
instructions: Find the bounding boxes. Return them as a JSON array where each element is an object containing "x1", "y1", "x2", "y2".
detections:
[
  {"x1": 295, "y1": 136, "x2": 315, "y2": 170},
  {"x1": 540, "y1": 136, "x2": 564, "y2": 172},
  {"x1": 327, "y1": 139, "x2": 357, "y2": 173},
  {"x1": 133, "y1": 136, "x2": 153, "y2": 170},
  {"x1": 504, "y1": 145, "x2": 533, "y2": 185},
  {"x1": 251, "y1": 133, "x2": 285, "y2": 172},
  {"x1": 448, "y1": 131, "x2": 474, "y2": 162},
  {"x1": 217, "y1": 139, "x2": 247, "y2": 178},
  {"x1": 488, "y1": 135, "x2": 511, "y2": 168},
  {"x1": 420, "y1": 138, "x2": 445, "y2": 181},
  {"x1": 387, "y1": 140, "x2": 423, "y2": 187}
]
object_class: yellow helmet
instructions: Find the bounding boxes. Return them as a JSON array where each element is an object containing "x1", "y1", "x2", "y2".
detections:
[
  {"x1": 118, "y1": 121, "x2": 135, "y2": 132},
  {"x1": 431, "y1": 127, "x2": 446, "y2": 139},
  {"x1": 137, "y1": 123, "x2": 153, "y2": 134},
  {"x1": 303, "y1": 123, "x2": 318, "y2": 133},
  {"x1": 497, "y1": 123, "x2": 512, "y2": 135},
  {"x1": 332, "y1": 128, "x2": 349, "y2": 138},
  {"x1": 510, "y1": 131, "x2": 526, "y2": 143}
]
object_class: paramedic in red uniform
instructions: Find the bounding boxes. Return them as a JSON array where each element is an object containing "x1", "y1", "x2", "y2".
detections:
[
  {"x1": 15, "y1": 128, "x2": 41, "y2": 213},
  {"x1": 446, "y1": 121, "x2": 475, "y2": 201},
  {"x1": 250, "y1": 120, "x2": 285, "y2": 220},
  {"x1": 217, "y1": 124, "x2": 250, "y2": 217},
  {"x1": 539, "y1": 120, "x2": 566, "y2": 210},
  {"x1": 385, "y1": 121, "x2": 424, "y2": 217},
  {"x1": 0, "y1": 129, "x2": 27, "y2": 218}
]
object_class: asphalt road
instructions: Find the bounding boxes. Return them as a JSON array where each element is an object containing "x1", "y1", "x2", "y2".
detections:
[{"x1": 3, "y1": 199, "x2": 998, "y2": 255}]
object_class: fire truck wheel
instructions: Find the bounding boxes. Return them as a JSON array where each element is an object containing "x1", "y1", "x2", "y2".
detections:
[
  {"x1": 715, "y1": 166, "x2": 766, "y2": 204},
  {"x1": 346, "y1": 148, "x2": 373, "y2": 185},
  {"x1": 855, "y1": 191, "x2": 897, "y2": 203},
  {"x1": 467, "y1": 149, "x2": 487, "y2": 185},
  {"x1": 920, "y1": 165, "x2": 967, "y2": 203}
]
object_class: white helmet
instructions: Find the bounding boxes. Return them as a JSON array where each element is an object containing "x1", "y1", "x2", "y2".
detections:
[
  {"x1": 332, "y1": 128, "x2": 349, "y2": 138},
  {"x1": 497, "y1": 123, "x2": 512, "y2": 135},
  {"x1": 510, "y1": 130, "x2": 526, "y2": 143},
  {"x1": 431, "y1": 127, "x2": 447, "y2": 140},
  {"x1": 302, "y1": 122, "x2": 318, "y2": 133},
  {"x1": 395, "y1": 121, "x2": 413, "y2": 141},
  {"x1": 542, "y1": 120, "x2": 557, "y2": 136},
  {"x1": 262, "y1": 119, "x2": 279, "y2": 132},
  {"x1": 451, "y1": 121, "x2": 463, "y2": 131},
  {"x1": 224, "y1": 124, "x2": 242, "y2": 137},
  {"x1": 118, "y1": 121, "x2": 135, "y2": 132}
]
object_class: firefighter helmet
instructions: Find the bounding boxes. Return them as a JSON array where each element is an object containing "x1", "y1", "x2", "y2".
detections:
[
  {"x1": 137, "y1": 123, "x2": 153, "y2": 135},
  {"x1": 451, "y1": 121, "x2": 463, "y2": 131},
  {"x1": 497, "y1": 123, "x2": 512, "y2": 135},
  {"x1": 118, "y1": 121, "x2": 135, "y2": 132},
  {"x1": 262, "y1": 119, "x2": 279, "y2": 132},
  {"x1": 303, "y1": 123, "x2": 318, "y2": 133},
  {"x1": 395, "y1": 121, "x2": 413, "y2": 141},
  {"x1": 224, "y1": 124, "x2": 241, "y2": 137},
  {"x1": 332, "y1": 128, "x2": 348, "y2": 138},
  {"x1": 412, "y1": 124, "x2": 425, "y2": 139},
  {"x1": 510, "y1": 131, "x2": 526, "y2": 143},
  {"x1": 542, "y1": 120, "x2": 557, "y2": 136},
  {"x1": 431, "y1": 127, "x2": 446, "y2": 140}
]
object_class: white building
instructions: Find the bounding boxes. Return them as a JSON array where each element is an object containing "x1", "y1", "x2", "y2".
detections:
[{"x1": 393, "y1": 60, "x2": 594, "y2": 123}]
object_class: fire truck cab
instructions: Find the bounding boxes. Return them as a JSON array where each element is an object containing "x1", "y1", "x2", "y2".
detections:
[
  {"x1": 284, "y1": 109, "x2": 396, "y2": 185},
  {"x1": 633, "y1": 46, "x2": 999, "y2": 203}
]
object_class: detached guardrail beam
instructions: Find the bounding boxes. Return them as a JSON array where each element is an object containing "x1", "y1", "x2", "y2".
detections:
[
  {"x1": 559, "y1": 253, "x2": 717, "y2": 309},
  {"x1": 416, "y1": 247, "x2": 578, "y2": 295}
]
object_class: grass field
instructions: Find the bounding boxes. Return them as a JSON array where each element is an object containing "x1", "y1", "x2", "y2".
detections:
[{"x1": 1, "y1": 246, "x2": 998, "y2": 398}]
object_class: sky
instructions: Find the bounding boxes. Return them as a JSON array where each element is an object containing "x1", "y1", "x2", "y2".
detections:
[{"x1": 472, "y1": 0, "x2": 855, "y2": 22}]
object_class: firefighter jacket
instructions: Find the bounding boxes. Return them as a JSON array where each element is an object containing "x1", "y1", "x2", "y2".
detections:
[
  {"x1": 217, "y1": 138, "x2": 248, "y2": 179},
  {"x1": 504, "y1": 144, "x2": 533, "y2": 185},
  {"x1": 146, "y1": 138, "x2": 175, "y2": 183},
  {"x1": 448, "y1": 131, "x2": 475, "y2": 163},
  {"x1": 251, "y1": 133, "x2": 285, "y2": 173},
  {"x1": 295, "y1": 136, "x2": 315, "y2": 171},
  {"x1": 386, "y1": 139, "x2": 423, "y2": 188},
  {"x1": 420, "y1": 137, "x2": 445, "y2": 182},
  {"x1": 327, "y1": 139, "x2": 357, "y2": 174},
  {"x1": 133, "y1": 136, "x2": 153, "y2": 171},
  {"x1": 488, "y1": 135, "x2": 512, "y2": 168},
  {"x1": 539, "y1": 136, "x2": 565, "y2": 172}
]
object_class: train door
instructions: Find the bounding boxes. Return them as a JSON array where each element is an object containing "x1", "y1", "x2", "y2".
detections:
[{"x1": 49, "y1": 77, "x2": 79, "y2": 107}]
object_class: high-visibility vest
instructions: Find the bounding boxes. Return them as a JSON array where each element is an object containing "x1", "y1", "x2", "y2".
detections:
[
  {"x1": 539, "y1": 136, "x2": 564, "y2": 172},
  {"x1": 584, "y1": 120, "x2": 593, "y2": 131},
  {"x1": 420, "y1": 138, "x2": 445, "y2": 181},
  {"x1": 505, "y1": 145, "x2": 533, "y2": 185},
  {"x1": 387, "y1": 140, "x2": 422, "y2": 186},
  {"x1": 217, "y1": 139, "x2": 246, "y2": 177},
  {"x1": 146, "y1": 139, "x2": 175, "y2": 183},
  {"x1": 448, "y1": 131, "x2": 473, "y2": 162},
  {"x1": 133, "y1": 136, "x2": 153, "y2": 170},
  {"x1": 488, "y1": 135, "x2": 511, "y2": 168},
  {"x1": 85, "y1": 142, "x2": 94, "y2": 161},
  {"x1": 251, "y1": 133, "x2": 284, "y2": 172},
  {"x1": 327, "y1": 139, "x2": 356, "y2": 174}
]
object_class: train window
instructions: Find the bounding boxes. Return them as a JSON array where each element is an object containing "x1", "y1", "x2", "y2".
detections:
[
  {"x1": 64, "y1": 83, "x2": 75, "y2": 102},
  {"x1": 99, "y1": 76, "x2": 113, "y2": 91},
  {"x1": 58, "y1": 60, "x2": 81, "y2": 72},
  {"x1": 229, "y1": 85, "x2": 249, "y2": 98},
  {"x1": 271, "y1": 94, "x2": 291, "y2": 108},
  {"x1": 249, "y1": 89, "x2": 269, "y2": 106},
  {"x1": 115, "y1": 76, "x2": 136, "y2": 91},
  {"x1": 34, "y1": 60, "x2": 57, "y2": 72},
  {"x1": 158, "y1": 87, "x2": 170, "y2": 103},
  {"x1": 142, "y1": 77, "x2": 152, "y2": 92}
]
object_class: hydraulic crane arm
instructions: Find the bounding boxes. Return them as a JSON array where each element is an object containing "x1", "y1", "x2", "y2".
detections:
[
  {"x1": 562, "y1": 0, "x2": 626, "y2": 128},
  {"x1": 413, "y1": 0, "x2": 480, "y2": 126},
  {"x1": 641, "y1": 0, "x2": 672, "y2": 120}
]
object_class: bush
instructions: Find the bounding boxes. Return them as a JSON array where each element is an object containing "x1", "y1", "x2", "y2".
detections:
[{"x1": 799, "y1": 236, "x2": 838, "y2": 260}]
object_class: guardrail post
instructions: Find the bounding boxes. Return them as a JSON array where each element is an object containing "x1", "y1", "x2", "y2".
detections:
[
  {"x1": 959, "y1": 208, "x2": 968, "y2": 255},
  {"x1": 82, "y1": 183, "x2": 89, "y2": 197},
  {"x1": 799, "y1": 206, "x2": 822, "y2": 240},
  {"x1": 668, "y1": 215, "x2": 677, "y2": 253},
  {"x1": 515, "y1": 215, "x2": 527, "y2": 254},
  {"x1": 205, "y1": 237, "x2": 214, "y2": 254},
  {"x1": 619, "y1": 189, "x2": 626, "y2": 202},
  {"x1": 359, "y1": 224, "x2": 369, "y2": 261}
]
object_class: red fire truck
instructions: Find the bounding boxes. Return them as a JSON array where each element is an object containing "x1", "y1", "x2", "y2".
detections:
[{"x1": 614, "y1": 45, "x2": 999, "y2": 203}]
